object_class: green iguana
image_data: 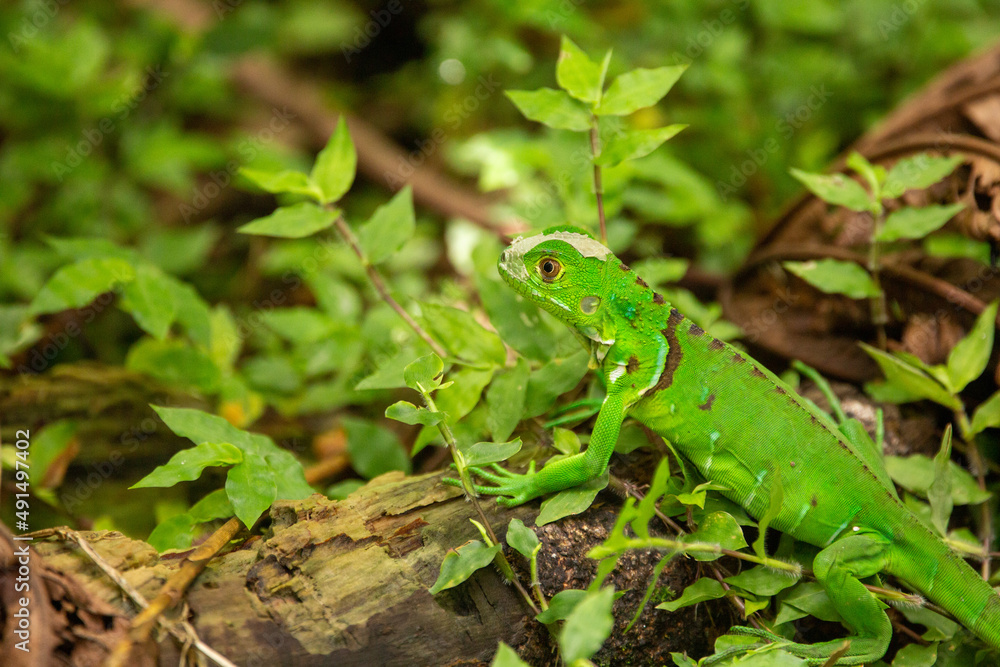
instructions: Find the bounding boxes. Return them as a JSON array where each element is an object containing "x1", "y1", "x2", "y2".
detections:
[{"x1": 467, "y1": 227, "x2": 1000, "y2": 664}]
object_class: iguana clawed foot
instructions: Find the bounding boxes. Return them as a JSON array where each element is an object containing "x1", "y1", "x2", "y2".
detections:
[{"x1": 442, "y1": 461, "x2": 540, "y2": 506}]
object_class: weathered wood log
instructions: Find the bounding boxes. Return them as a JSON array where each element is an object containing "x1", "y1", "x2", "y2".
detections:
[{"x1": 1, "y1": 467, "x2": 730, "y2": 666}]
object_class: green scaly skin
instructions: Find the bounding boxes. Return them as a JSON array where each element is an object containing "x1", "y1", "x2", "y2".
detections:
[{"x1": 471, "y1": 227, "x2": 1000, "y2": 665}]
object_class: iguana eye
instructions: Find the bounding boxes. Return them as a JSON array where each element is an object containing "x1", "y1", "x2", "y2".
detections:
[{"x1": 538, "y1": 257, "x2": 561, "y2": 281}]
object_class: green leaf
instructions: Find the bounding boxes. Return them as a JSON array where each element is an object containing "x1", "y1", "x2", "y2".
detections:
[
  {"x1": 861, "y1": 343, "x2": 962, "y2": 410},
  {"x1": 428, "y1": 540, "x2": 501, "y2": 594},
  {"x1": 491, "y1": 643, "x2": 531, "y2": 667},
  {"x1": 486, "y1": 358, "x2": 529, "y2": 442},
  {"x1": 555, "y1": 36, "x2": 608, "y2": 105},
  {"x1": 226, "y1": 452, "x2": 277, "y2": 529},
  {"x1": 258, "y1": 307, "x2": 338, "y2": 345},
  {"x1": 783, "y1": 259, "x2": 880, "y2": 299},
  {"x1": 147, "y1": 513, "x2": 200, "y2": 552},
  {"x1": 846, "y1": 151, "x2": 883, "y2": 197},
  {"x1": 357, "y1": 186, "x2": 415, "y2": 264},
  {"x1": 883, "y1": 154, "x2": 964, "y2": 199},
  {"x1": 595, "y1": 125, "x2": 687, "y2": 167},
  {"x1": 385, "y1": 400, "x2": 444, "y2": 426},
  {"x1": 151, "y1": 405, "x2": 270, "y2": 454},
  {"x1": 29, "y1": 257, "x2": 135, "y2": 316},
  {"x1": 559, "y1": 587, "x2": 615, "y2": 663},
  {"x1": 168, "y1": 279, "x2": 213, "y2": 348},
  {"x1": 683, "y1": 511, "x2": 747, "y2": 562},
  {"x1": 596, "y1": 65, "x2": 687, "y2": 116},
  {"x1": 536, "y1": 470, "x2": 609, "y2": 526},
  {"x1": 341, "y1": 417, "x2": 411, "y2": 478},
  {"x1": 535, "y1": 589, "x2": 588, "y2": 623},
  {"x1": 929, "y1": 426, "x2": 953, "y2": 536},
  {"x1": 263, "y1": 449, "x2": 313, "y2": 500},
  {"x1": 311, "y1": 116, "x2": 357, "y2": 203},
  {"x1": 725, "y1": 566, "x2": 800, "y2": 597},
  {"x1": 505, "y1": 88, "x2": 591, "y2": 131},
  {"x1": 656, "y1": 577, "x2": 726, "y2": 612},
  {"x1": 776, "y1": 581, "x2": 842, "y2": 624},
  {"x1": 126, "y1": 338, "x2": 221, "y2": 393},
  {"x1": 505, "y1": 518, "x2": 539, "y2": 559},
  {"x1": 27, "y1": 420, "x2": 78, "y2": 488},
  {"x1": 188, "y1": 488, "x2": 235, "y2": 522},
  {"x1": 131, "y1": 442, "x2": 243, "y2": 488},
  {"x1": 884, "y1": 454, "x2": 991, "y2": 505},
  {"x1": 878, "y1": 203, "x2": 965, "y2": 243},
  {"x1": 237, "y1": 202, "x2": 337, "y2": 238},
  {"x1": 891, "y1": 642, "x2": 938, "y2": 667},
  {"x1": 420, "y1": 303, "x2": 506, "y2": 367},
  {"x1": 552, "y1": 427, "x2": 582, "y2": 455},
  {"x1": 239, "y1": 167, "x2": 322, "y2": 201},
  {"x1": 119, "y1": 264, "x2": 177, "y2": 340},
  {"x1": 477, "y1": 273, "x2": 560, "y2": 361},
  {"x1": 631, "y1": 258, "x2": 690, "y2": 288},
  {"x1": 524, "y1": 350, "x2": 590, "y2": 418},
  {"x1": 970, "y1": 390, "x2": 1000, "y2": 436},
  {"x1": 789, "y1": 169, "x2": 872, "y2": 212},
  {"x1": 945, "y1": 300, "x2": 998, "y2": 393},
  {"x1": 459, "y1": 438, "x2": 522, "y2": 467},
  {"x1": 403, "y1": 353, "x2": 445, "y2": 393}
]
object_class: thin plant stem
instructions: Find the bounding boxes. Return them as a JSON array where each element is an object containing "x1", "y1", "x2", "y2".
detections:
[
  {"x1": 330, "y1": 211, "x2": 447, "y2": 358},
  {"x1": 589, "y1": 118, "x2": 607, "y2": 245},
  {"x1": 868, "y1": 205, "x2": 889, "y2": 349},
  {"x1": 956, "y1": 410, "x2": 993, "y2": 580}
]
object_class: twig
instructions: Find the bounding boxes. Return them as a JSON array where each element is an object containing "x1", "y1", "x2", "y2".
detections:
[
  {"x1": 107, "y1": 516, "x2": 245, "y2": 667},
  {"x1": 27, "y1": 527, "x2": 237, "y2": 667},
  {"x1": 331, "y1": 213, "x2": 448, "y2": 358}
]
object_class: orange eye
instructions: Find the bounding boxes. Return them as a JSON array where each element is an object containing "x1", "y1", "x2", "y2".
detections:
[{"x1": 538, "y1": 257, "x2": 561, "y2": 281}]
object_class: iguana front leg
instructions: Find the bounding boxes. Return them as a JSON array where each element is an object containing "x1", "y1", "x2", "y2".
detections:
[
  {"x1": 465, "y1": 341, "x2": 662, "y2": 506},
  {"x1": 721, "y1": 532, "x2": 892, "y2": 666}
]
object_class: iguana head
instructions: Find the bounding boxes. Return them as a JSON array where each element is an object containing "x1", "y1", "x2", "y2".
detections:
[{"x1": 498, "y1": 227, "x2": 613, "y2": 332}]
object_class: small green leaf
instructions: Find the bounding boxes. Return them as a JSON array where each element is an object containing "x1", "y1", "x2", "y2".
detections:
[
  {"x1": 595, "y1": 125, "x2": 687, "y2": 167},
  {"x1": 683, "y1": 511, "x2": 747, "y2": 562},
  {"x1": 777, "y1": 582, "x2": 842, "y2": 624},
  {"x1": 404, "y1": 354, "x2": 446, "y2": 393},
  {"x1": 945, "y1": 300, "x2": 998, "y2": 393},
  {"x1": 120, "y1": 264, "x2": 177, "y2": 340},
  {"x1": 341, "y1": 417, "x2": 411, "y2": 478},
  {"x1": 536, "y1": 470, "x2": 609, "y2": 526},
  {"x1": 385, "y1": 400, "x2": 444, "y2": 426},
  {"x1": 147, "y1": 513, "x2": 199, "y2": 552},
  {"x1": 789, "y1": 169, "x2": 873, "y2": 212},
  {"x1": 30, "y1": 257, "x2": 135, "y2": 316},
  {"x1": 891, "y1": 642, "x2": 938, "y2": 667},
  {"x1": 656, "y1": 577, "x2": 726, "y2": 612},
  {"x1": 486, "y1": 358, "x2": 529, "y2": 442},
  {"x1": 506, "y1": 518, "x2": 539, "y2": 559},
  {"x1": 559, "y1": 587, "x2": 615, "y2": 663},
  {"x1": 970, "y1": 390, "x2": 1000, "y2": 436},
  {"x1": 188, "y1": 488, "x2": 235, "y2": 522},
  {"x1": 552, "y1": 427, "x2": 582, "y2": 455},
  {"x1": 131, "y1": 442, "x2": 243, "y2": 488},
  {"x1": 878, "y1": 203, "x2": 965, "y2": 243},
  {"x1": 126, "y1": 338, "x2": 221, "y2": 393},
  {"x1": 596, "y1": 65, "x2": 687, "y2": 116},
  {"x1": 357, "y1": 185, "x2": 415, "y2": 264},
  {"x1": 861, "y1": 343, "x2": 961, "y2": 410},
  {"x1": 460, "y1": 438, "x2": 522, "y2": 467},
  {"x1": 311, "y1": 116, "x2": 357, "y2": 203},
  {"x1": 535, "y1": 589, "x2": 588, "y2": 623},
  {"x1": 929, "y1": 426, "x2": 953, "y2": 536},
  {"x1": 226, "y1": 452, "x2": 277, "y2": 529},
  {"x1": 491, "y1": 643, "x2": 531, "y2": 667},
  {"x1": 846, "y1": 151, "x2": 883, "y2": 197},
  {"x1": 555, "y1": 36, "x2": 608, "y2": 105},
  {"x1": 783, "y1": 259, "x2": 879, "y2": 299},
  {"x1": 725, "y1": 566, "x2": 800, "y2": 596},
  {"x1": 884, "y1": 454, "x2": 991, "y2": 505},
  {"x1": 420, "y1": 303, "x2": 506, "y2": 367},
  {"x1": 237, "y1": 202, "x2": 337, "y2": 238},
  {"x1": 428, "y1": 540, "x2": 501, "y2": 594},
  {"x1": 28, "y1": 420, "x2": 78, "y2": 488},
  {"x1": 883, "y1": 154, "x2": 964, "y2": 199},
  {"x1": 239, "y1": 168, "x2": 322, "y2": 200},
  {"x1": 505, "y1": 88, "x2": 591, "y2": 131}
]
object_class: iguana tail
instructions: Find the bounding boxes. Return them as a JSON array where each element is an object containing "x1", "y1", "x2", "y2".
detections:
[{"x1": 891, "y1": 529, "x2": 1000, "y2": 651}]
